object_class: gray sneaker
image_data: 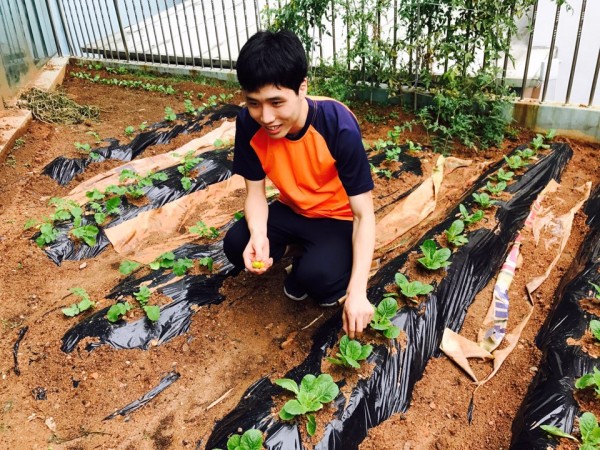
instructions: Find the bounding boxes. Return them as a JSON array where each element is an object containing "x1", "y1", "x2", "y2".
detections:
[{"x1": 283, "y1": 275, "x2": 308, "y2": 301}]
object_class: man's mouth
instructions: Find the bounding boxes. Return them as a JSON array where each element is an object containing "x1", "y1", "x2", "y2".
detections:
[{"x1": 265, "y1": 124, "x2": 281, "y2": 134}]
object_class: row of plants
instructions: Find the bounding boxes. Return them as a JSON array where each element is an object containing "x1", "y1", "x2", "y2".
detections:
[{"x1": 207, "y1": 138, "x2": 572, "y2": 448}]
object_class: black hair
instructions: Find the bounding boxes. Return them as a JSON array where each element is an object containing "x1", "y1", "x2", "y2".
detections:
[{"x1": 236, "y1": 30, "x2": 308, "y2": 94}]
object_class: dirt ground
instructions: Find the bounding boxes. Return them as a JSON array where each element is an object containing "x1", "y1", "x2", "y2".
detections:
[{"x1": 0, "y1": 65, "x2": 598, "y2": 450}]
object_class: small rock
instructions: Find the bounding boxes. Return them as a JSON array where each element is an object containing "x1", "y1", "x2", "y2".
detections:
[
  {"x1": 119, "y1": 383, "x2": 127, "y2": 389},
  {"x1": 45, "y1": 417, "x2": 56, "y2": 432},
  {"x1": 488, "y1": 420, "x2": 495, "y2": 426},
  {"x1": 446, "y1": 413, "x2": 452, "y2": 419},
  {"x1": 265, "y1": 323, "x2": 274, "y2": 329},
  {"x1": 429, "y1": 402, "x2": 436, "y2": 410},
  {"x1": 90, "y1": 372, "x2": 98, "y2": 380},
  {"x1": 181, "y1": 343, "x2": 189, "y2": 352},
  {"x1": 280, "y1": 332, "x2": 298, "y2": 349},
  {"x1": 530, "y1": 366, "x2": 538, "y2": 372},
  {"x1": 79, "y1": 262, "x2": 87, "y2": 269},
  {"x1": 517, "y1": 344, "x2": 524, "y2": 350},
  {"x1": 27, "y1": 413, "x2": 36, "y2": 421}
]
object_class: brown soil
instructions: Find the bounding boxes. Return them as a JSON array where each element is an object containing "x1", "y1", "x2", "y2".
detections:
[{"x1": 0, "y1": 65, "x2": 599, "y2": 450}]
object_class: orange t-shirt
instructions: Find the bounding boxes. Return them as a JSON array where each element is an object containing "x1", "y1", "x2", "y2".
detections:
[{"x1": 233, "y1": 97, "x2": 373, "y2": 220}]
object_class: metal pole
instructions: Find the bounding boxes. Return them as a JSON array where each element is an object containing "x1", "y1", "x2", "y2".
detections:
[
  {"x1": 44, "y1": 0, "x2": 63, "y2": 57},
  {"x1": 182, "y1": 0, "x2": 195, "y2": 66},
  {"x1": 589, "y1": 48, "x2": 600, "y2": 107},
  {"x1": 241, "y1": 0, "x2": 249, "y2": 41},
  {"x1": 210, "y1": 0, "x2": 223, "y2": 69},
  {"x1": 541, "y1": 2, "x2": 561, "y2": 103},
  {"x1": 155, "y1": 0, "x2": 168, "y2": 63},
  {"x1": 17, "y1": 0, "x2": 43, "y2": 60},
  {"x1": 253, "y1": 0, "x2": 260, "y2": 31},
  {"x1": 131, "y1": 0, "x2": 148, "y2": 63},
  {"x1": 221, "y1": 0, "x2": 233, "y2": 68},
  {"x1": 414, "y1": 1, "x2": 421, "y2": 111},
  {"x1": 190, "y1": 0, "x2": 204, "y2": 68},
  {"x1": 65, "y1": 0, "x2": 86, "y2": 57},
  {"x1": 201, "y1": 0, "x2": 214, "y2": 68},
  {"x1": 77, "y1": 0, "x2": 100, "y2": 58},
  {"x1": 111, "y1": 0, "x2": 129, "y2": 61},
  {"x1": 139, "y1": 0, "x2": 156, "y2": 64},
  {"x1": 123, "y1": 0, "x2": 140, "y2": 61},
  {"x1": 231, "y1": 0, "x2": 241, "y2": 55},
  {"x1": 173, "y1": 0, "x2": 187, "y2": 64},
  {"x1": 331, "y1": 0, "x2": 336, "y2": 65},
  {"x1": 94, "y1": 0, "x2": 115, "y2": 59},
  {"x1": 162, "y1": 0, "x2": 177, "y2": 64},
  {"x1": 565, "y1": 0, "x2": 586, "y2": 104},
  {"x1": 502, "y1": 3, "x2": 515, "y2": 85},
  {"x1": 520, "y1": 0, "x2": 538, "y2": 100},
  {"x1": 55, "y1": 0, "x2": 75, "y2": 55}
]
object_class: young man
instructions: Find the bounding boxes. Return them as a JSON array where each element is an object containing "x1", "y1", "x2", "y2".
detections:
[{"x1": 223, "y1": 30, "x2": 375, "y2": 338}]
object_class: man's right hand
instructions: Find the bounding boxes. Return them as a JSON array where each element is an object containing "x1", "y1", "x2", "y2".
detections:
[{"x1": 243, "y1": 234, "x2": 273, "y2": 274}]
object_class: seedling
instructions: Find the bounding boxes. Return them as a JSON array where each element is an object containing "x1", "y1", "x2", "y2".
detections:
[
  {"x1": 485, "y1": 181, "x2": 507, "y2": 196},
  {"x1": 503, "y1": 155, "x2": 528, "y2": 170},
  {"x1": 492, "y1": 168, "x2": 514, "y2": 182},
  {"x1": 385, "y1": 145, "x2": 402, "y2": 161},
  {"x1": 74, "y1": 142, "x2": 91, "y2": 154},
  {"x1": 275, "y1": 373, "x2": 339, "y2": 436},
  {"x1": 199, "y1": 256, "x2": 214, "y2": 272},
  {"x1": 590, "y1": 320, "x2": 600, "y2": 342},
  {"x1": 406, "y1": 139, "x2": 422, "y2": 152},
  {"x1": 418, "y1": 239, "x2": 451, "y2": 270},
  {"x1": 150, "y1": 252, "x2": 175, "y2": 270},
  {"x1": 445, "y1": 220, "x2": 469, "y2": 247},
  {"x1": 575, "y1": 367, "x2": 600, "y2": 397},
  {"x1": 71, "y1": 221, "x2": 99, "y2": 246},
  {"x1": 515, "y1": 148, "x2": 537, "y2": 160},
  {"x1": 86, "y1": 188, "x2": 105, "y2": 201},
  {"x1": 234, "y1": 211, "x2": 245, "y2": 221},
  {"x1": 183, "y1": 99, "x2": 196, "y2": 115},
  {"x1": 119, "y1": 260, "x2": 141, "y2": 275},
  {"x1": 62, "y1": 288, "x2": 95, "y2": 317},
  {"x1": 106, "y1": 302, "x2": 131, "y2": 322},
  {"x1": 173, "y1": 257, "x2": 194, "y2": 276},
  {"x1": 370, "y1": 297, "x2": 401, "y2": 339},
  {"x1": 472, "y1": 192, "x2": 497, "y2": 209},
  {"x1": 213, "y1": 428, "x2": 263, "y2": 450},
  {"x1": 49, "y1": 197, "x2": 82, "y2": 222},
  {"x1": 458, "y1": 204, "x2": 484, "y2": 226},
  {"x1": 164, "y1": 107, "x2": 177, "y2": 121},
  {"x1": 35, "y1": 222, "x2": 59, "y2": 247},
  {"x1": 87, "y1": 131, "x2": 101, "y2": 143},
  {"x1": 189, "y1": 221, "x2": 219, "y2": 239},
  {"x1": 327, "y1": 335, "x2": 373, "y2": 369},
  {"x1": 541, "y1": 412, "x2": 600, "y2": 449},
  {"x1": 124, "y1": 125, "x2": 135, "y2": 136},
  {"x1": 134, "y1": 286, "x2": 152, "y2": 305},
  {"x1": 531, "y1": 134, "x2": 550, "y2": 151},
  {"x1": 177, "y1": 151, "x2": 202, "y2": 190},
  {"x1": 393, "y1": 273, "x2": 434, "y2": 300},
  {"x1": 139, "y1": 121, "x2": 148, "y2": 131},
  {"x1": 589, "y1": 282, "x2": 600, "y2": 300}
]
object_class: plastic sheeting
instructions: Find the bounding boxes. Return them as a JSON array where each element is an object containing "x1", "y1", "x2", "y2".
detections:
[
  {"x1": 61, "y1": 240, "x2": 236, "y2": 353},
  {"x1": 42, "y1": 105, "x2": 241, "y2": 185},
  {"x1": 510, "y1": 185, "x2": 600, "y2": 449},
  {"x1": 40, "y1": 148, "x2": 234, "y2": 265},
  {"x1": 206, "y1": 143, "x2": 573, "y2": 450}
]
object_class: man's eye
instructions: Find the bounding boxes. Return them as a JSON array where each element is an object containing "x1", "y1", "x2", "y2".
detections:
[{"x1": 272, "y1": 101, "x2": 282, "y2": 106}]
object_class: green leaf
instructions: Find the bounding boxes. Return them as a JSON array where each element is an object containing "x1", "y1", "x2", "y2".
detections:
[
  {"x1": 394, "y1": 273, "x2": 409, "y2": 289},
  {"x1": 173, "y1": 258, "x2": 194, "y2": 276},
  {"x1": 279, "y1": 407, "x2": 295, "y2": 421},
  {"x1": 275, "y1": 378, "x2": 299, "y2": 395},
  {"x1": 580, "y1": 412, "x2": 599, "y2": 443},
  {"x1": 239, "y1": 429, "x2": 263, "y2": 450},
  {"x1": 421, "y1": 239, "x2": 437, "y2": 258},
  {"x1": 62, "y1": 304, "x2": 80, "y2": 317},
  {"x1": 306, "y1": 414, "x2": 317, "y2": 436},
  {"x1": 181, "y1": 177, "x2": 192, "y2": 190},
  {"x1": 77, "y1": 297, "x2": 94, "y2": 312},
  {"x1": 576, "y1": 373, "x2": 596, "y2": 390},
  {"x1": 106, "y1": 302, "x2": 131, "y2": 322},
  {"x1": 359, "y1": 344, "x2": 373, "y2": 360},
  {"x1": 540, "y1": 424, "x2": 577, "y2": 441},
  {"x1": 282, "y1": 399, "x2": 307, "y2": 417},
  {"x1": 227, "y1": 434, "x2": 241, "y2": 450},
  {"x1": 345, "y1": 340, "x2": 363, "y2": 361},
  {"x1": 383, "y1": 326, "x2": 401, "y2": 339},
  {"x1": 119, "y1": 260, "x2": 141, "y2": 275},
  {"x1": 143, "y1": 305, "x2": 160, "y2": 322},
  {"x1": 377, "y1": 297, "x2": 398, "y2": 319},
  {"x1": 590, "y1": 320, "x2": 600, "y2": 341}
]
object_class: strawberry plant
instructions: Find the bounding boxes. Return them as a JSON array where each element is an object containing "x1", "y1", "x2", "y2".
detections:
[
  {"x1": 515, "y1": 148, "x2": 537, "y2": 160},
  {"x1": 62, "y1": 288, "x2": 95, "y2": 317},
  {"x1": 119, "y1": 260, "x2": 141, "y2": 275},
  {"x1": 575, "y1": 367, "x2": 600, "y2": 397},
  {"x1": 485, "y1": 181, "x2": 507, "y2": 196},
  {"x1": 71, "y1": 221, "x2": 99, "y2": 246},
  {"x1": 445, "y1": 220, "x2": 468, "y2": 247},
  {"x1": 590, "y1": 282, "x2": 600, "y2": 300},
  {"x1": 124, "y1": 125, "x2": 135, "y2": 136},
  {"x1": 176, "y1": 151, "x2": 202, "y2": 190},
  {"x1": 74, "y1": 141, "x2": 91, "y2": 154},
  {"x1": 189, "y1": 221, "x2": 219, "y2": 239},
  {"x1": 164, "y1": 107, "x2": 177, "y2": 121},
  {"x1": 472, "y1": 192, "x2": 497, "y2": 209},
  {"x1": 530, "y1": 133, "x2": 550, "y2": 151},
  {"x1": 590, "y1": 320, "x2": 600, "y2": 342},
  {"x1": 213, "y1": 428, "x2": 263, "y2": 450},
  {"x1": 493, "y1": 168, "x2": 514, "y2": 182},
  {"x1": 183, "y1": 99, "x2": 196, "y2": 115},
  {"x1": 275, "y1": 373, "x2": 339, "y2": 436},
  {"x1": 139, "y1": 121, "x2": 148, "y2": 131},
  {"x1": 392, "y1": 273, "x2": 434, "y2": 300},
  {"x1": 35, "y1": 222, "x2": 59, "y2": 247},
  {"x1": 406, "y1": 139, "x2": 422, "y2": 152},
  {"x1": 326, "y1": 335, "x2": 373, "y2": 368},
  {"x1": 385, "y1": 145, "x2": 402, "y2": 161},
  {"x1": 458, "y1": 204, "x2": 484, "y2": 226},
  {"x1": 418, "y1": 239, "x2": 451, "y2": 270},
  {"x1": 133, "y1": 286, "x2": 160, "y2": 322},
  {"x1": 504, "y1": 155, "x2": 528, "y2": 170},
  {"x1": 541, "y1": 412, "x2": 600, "y2": 449},
  {"x1": 370, "y1": 297, "x2": 401, "y2": 339},
  {"x1": 106, "y1": 302, "x2": 131, "y2": 322}
]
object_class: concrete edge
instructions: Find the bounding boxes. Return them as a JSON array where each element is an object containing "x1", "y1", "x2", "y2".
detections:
[{"x1": 0, "y1": 57, "x2": 68, "y2": 164}]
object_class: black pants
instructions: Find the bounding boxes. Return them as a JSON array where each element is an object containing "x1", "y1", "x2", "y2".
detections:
[{"x1": 223, "y1": 201, "x2": 353, "y2": 303}]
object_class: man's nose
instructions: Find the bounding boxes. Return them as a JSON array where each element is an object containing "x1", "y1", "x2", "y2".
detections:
[{"x1": 261, "y1": 106, "x2": 275, "y2": 124}]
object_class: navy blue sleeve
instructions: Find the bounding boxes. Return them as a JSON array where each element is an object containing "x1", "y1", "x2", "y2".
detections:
[
  {"x1": 232, "y1": 109, "x2": 265, "y2": 181},
  {"x1": 314, "y1": 100, "x2": 374, "y2": 196}
]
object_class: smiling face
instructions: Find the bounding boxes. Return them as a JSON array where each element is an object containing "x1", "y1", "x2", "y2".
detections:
[{"x1": 244, "y1": 80, "x2": 308, "y2": 139}]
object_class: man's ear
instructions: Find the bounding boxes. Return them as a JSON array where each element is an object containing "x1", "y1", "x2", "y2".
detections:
[{"x1": 299, "y1": 78, "x2": 308, "y2": 96}]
